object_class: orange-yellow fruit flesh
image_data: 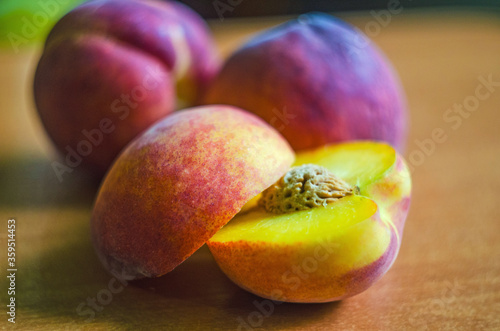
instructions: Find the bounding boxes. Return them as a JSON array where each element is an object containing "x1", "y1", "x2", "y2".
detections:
[
  {"x1": 212, "y1": 196, "x2": 378, "y2": 245},
  {"x1": 209, "y1": 196, "x2": 392, "y2": 302},
  {"x1": 293, "y1": 141, "x2": 396, "y2": 190},
  {"x1": 294, "y1": 141, "x2": 411, "y2": 236},
  {"x1": 237, "y1": 141, "x2": 404, "y2": 219},
  {"x1": 208, "y1": 141, "x2": 411, "y2": 302}
]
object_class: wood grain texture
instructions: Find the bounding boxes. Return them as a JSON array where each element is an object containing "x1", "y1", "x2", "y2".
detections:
[{"x1": 1, "y1": 9, "x2": 500, "y2": 330}]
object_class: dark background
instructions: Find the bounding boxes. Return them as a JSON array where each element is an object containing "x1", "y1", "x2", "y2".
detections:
[{"x1": 178, "y1": 0, "x2": 500, "y2": 19}]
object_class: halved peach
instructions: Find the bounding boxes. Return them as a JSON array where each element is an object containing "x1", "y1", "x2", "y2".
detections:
[
  {"x1": 207, "y1": 141, "x2": 411, "y2": 302},
  {"x1": 91, "y1": 105, "x2": 294, "y2": 280}
]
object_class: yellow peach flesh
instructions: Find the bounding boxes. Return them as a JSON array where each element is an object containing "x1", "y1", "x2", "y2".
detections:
[{"x1": 208, "y1": 141, "x2": 411, "y2": 302}]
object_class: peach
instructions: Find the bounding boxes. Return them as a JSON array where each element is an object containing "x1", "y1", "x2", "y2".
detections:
[
  {"x1": 207, "y1": 141, "x2": 411, "y2": 302},
  {"x1": 91, "y1": 105, "x2": 294, "y2": 280},
  {"x1": 204, "y1": 13, "x2": 407, "y2": 152},
  {"x1": 34, "y1": 0, "x2": 220, "y2": 179}
]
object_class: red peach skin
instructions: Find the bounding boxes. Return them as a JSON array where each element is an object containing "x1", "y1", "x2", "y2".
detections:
[
  {"x1": 91, "y1": 105, "x2": 294, "y2": 280},
  {"x1": 204, "y1": 13, "x2": 407, "y2": 152},
  {"x1": 34, "y1": 0, "x2": 220, "y2": 178}
]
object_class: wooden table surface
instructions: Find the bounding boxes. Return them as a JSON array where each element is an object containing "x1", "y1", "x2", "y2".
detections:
[{"x1": 1, "y1": 9, "x2": 500, "y2": 331}]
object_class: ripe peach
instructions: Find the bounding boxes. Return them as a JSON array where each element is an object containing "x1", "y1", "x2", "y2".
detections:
[
  {"x1": 34, "y1": 0, "x2": 220, "y2": 179},
  {"x1": 91, "y1": 105, "x2": 294, "y2": 280},
  {"x1": 204, "y1": 13, "x2": 407, "y2": 152},
  {"x1": 208, "y1": 142, "x2": 411, "y2": 302}
]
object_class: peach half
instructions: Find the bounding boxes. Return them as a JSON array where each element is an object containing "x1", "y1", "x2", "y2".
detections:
[
  {"x1": 91, "y1": 105, "x2": 294, "y2": 280},
  {"x1": 207, "y1": 141, "x2": 411, "y2": 302}
]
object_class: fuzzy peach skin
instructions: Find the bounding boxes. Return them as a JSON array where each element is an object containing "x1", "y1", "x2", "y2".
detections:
[
  {"x1": 204, "y1": 13, "x2": 407, "y2": 152},
  {"x1": 34, "y1": 0, "x2": 220, "y2": 178},
  {"x1": 91, "y1": 105, "x2": 294, "y2": 280},
  {"x1": 207, "y1": 142, "x2": 411, "y2": 302}
]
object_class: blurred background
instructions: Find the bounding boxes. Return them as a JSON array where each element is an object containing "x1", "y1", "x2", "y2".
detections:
[
  {"x1": 2, "y1": 0, "x2": 500, "y2": 48},
  {"x1": 180, "y1": 0, "x2": 500, "y2": 18}
]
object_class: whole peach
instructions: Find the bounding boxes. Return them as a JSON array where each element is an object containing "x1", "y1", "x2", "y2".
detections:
[
  {"x1": 34, "y1": 0, "x2": 220, "y2": 179},
  {"x1": 91, "y1": 105, "x2": 294, "y2": 280},
  {"x1": 204, "y1": 13, "x2": 407, "y2": 152}
]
